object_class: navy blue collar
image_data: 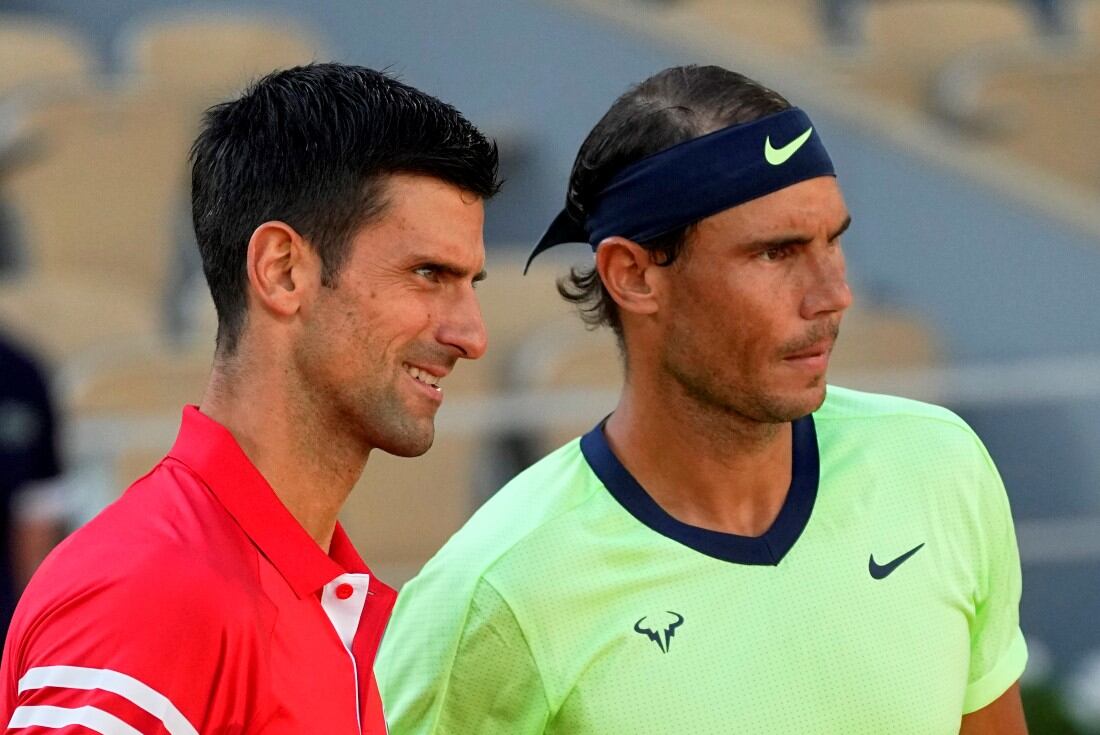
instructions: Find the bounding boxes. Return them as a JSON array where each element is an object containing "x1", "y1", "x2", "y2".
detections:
[{"x1": 579, "y1": 415, "x2": 819, "y2": 565}]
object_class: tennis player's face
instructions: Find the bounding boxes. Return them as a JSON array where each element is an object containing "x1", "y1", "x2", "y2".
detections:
[
  {"x1": 659, "y1": 176, "x2": 852, "y2": 424},
  {"x1": 296, "y1": 173, "x2": 488, "y2": 457}
]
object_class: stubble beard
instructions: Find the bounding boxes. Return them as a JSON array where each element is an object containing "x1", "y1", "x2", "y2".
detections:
[
  {"x1": 664, "y1": 354, "x2": 819, "y2": 429},
  {"x1": 294, "y1": 344, "x2": 436, "y2": 461},
  {"x1": 659, "y1": 327, "x2": 831, "y2": 432},
  {"x1": 348, "y1": 372, "x2": 436, "y2": 459}
]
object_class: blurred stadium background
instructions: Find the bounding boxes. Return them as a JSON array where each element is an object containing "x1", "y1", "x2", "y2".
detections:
[{"x1": 0, "y1": 0, "x2": 1097, "y2": 730}]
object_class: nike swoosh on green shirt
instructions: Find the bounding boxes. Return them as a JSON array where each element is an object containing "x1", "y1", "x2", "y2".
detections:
[{"x1": 764, "y1": 127, "x2": 813, "y2": 165}]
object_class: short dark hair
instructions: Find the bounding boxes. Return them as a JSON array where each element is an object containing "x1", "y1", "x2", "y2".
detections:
[
  {"x1": 557, "y1": 65, "x2": 790, "y2": 343},
  {"x1": 191, "y1": 63, "x2": 500, "y2": 356}
]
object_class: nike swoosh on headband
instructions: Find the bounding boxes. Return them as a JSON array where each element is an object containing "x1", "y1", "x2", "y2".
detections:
[
  {"x1": 764, "y1": 127, "x2": 813, "y2": 166},
  {"x1": 525, "y1": 108, "x2": 835, "y2": 273}
]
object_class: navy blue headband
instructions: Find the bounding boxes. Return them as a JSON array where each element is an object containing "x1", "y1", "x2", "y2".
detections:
[{"x1": 525, "y1": 108, "x2": 835, "y2": 273}]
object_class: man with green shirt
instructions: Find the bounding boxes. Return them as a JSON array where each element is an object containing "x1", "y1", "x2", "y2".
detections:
[{"x1": 376, "y1": 65, "x2": 1028, "y2": 734}]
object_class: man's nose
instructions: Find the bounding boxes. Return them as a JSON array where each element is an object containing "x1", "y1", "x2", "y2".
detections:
[
  {"x1": 801, "y1": 245, "x2": 853, "y2": 320},
  {"x1": 440, "y1": 288, "x2": 488, "y2": 360}
]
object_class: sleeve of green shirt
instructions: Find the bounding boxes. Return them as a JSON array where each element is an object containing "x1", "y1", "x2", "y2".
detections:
[
  {"x1": 378, "y1": 574, "x2": 551, "y2": 734},
  {"x1": 961, "y1": 438, "x2": 1028, "y2": 714}
]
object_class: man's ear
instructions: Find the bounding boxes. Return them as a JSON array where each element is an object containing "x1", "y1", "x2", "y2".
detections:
[
  {"x1": 594, "y1": 236, "x2": 661, "y2": 317},
  {"x1": 245, "y1": 221, "x2": 320, "y2": 318}
]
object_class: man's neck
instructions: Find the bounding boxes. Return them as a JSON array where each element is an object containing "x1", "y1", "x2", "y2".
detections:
[
  {"x1": 604, "y1": 378, "x2": 793, "y2": 538},
  {"x1": 199, "y1": 362, "x2": 365, "y2": 552}
]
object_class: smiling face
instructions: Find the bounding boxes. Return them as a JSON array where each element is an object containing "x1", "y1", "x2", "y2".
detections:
[
  {"x1": 655, "y1": 176, "x2": 852, "y2": 424},
  {"x1": 293, "y1": 173, "x2": 488, "y2": 457}
]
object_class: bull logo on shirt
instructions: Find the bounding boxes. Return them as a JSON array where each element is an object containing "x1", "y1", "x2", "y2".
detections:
[{"x1": 634, "y1": 611, "x2": 684, "y2": 653}]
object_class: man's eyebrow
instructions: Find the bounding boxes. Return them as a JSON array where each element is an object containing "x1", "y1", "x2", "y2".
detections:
[
  {"x1": 411, "y1": 255, "x2": 487, "y2": 282},
  {"x1": 744, "y1": 214, "x2": 853, "y2": 249},
  {"x1": 445, "y1": 265, "x2": 487, "y2": 282},
  {"x1": 831, "y1": 215, "x2": 853, "y2": 241}
]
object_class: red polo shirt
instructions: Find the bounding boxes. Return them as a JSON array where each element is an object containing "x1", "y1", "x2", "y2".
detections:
[{"x1": 0, "y1": 406, "x2": 397, "y2": 733}]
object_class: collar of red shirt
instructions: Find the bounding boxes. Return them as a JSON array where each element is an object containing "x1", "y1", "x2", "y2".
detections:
[{"x1": 167, "y1": 405, "x2": 384, "y2": 601}]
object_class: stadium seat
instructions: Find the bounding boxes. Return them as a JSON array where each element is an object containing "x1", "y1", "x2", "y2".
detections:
[
  {"x1": 653, "y1": 0, "x2": 823, "y2": 55},
  {"x1": 466, "y1": 251, "x2": 582, "y2": 384},
  {"x1": 65, "y1": 341, "x2": 212, "y2": 417},
  {"x1": 645, "y1": 0, "x2": 1036, "y2": 57},
  {"x1": 836, "y1": 1, "x2": 1036, "y2": 112},
  {"x1": 587, "y1": 0, "x2": 1100, "y2": 223},
  {"x1": 0, "y1": 16, "x2": 94, "y2": 98},
  {"x1": 119, "y1": 12, "x2": 324, "y2": 106},
  {"x1": 828, "y1": 304, "x2": 941, "y2": 375},
  {"x1": 509, "y1": 312, "x2": 620, "y2": 456},
  {"x1": 819, "y1": 0, "x2": 1073, "y2": 48},
  {"x1": 932, "y1": 41, "x2": 1100, "y2": 188},
  {"x1": 0, "y1": 84, "x2": 195, "y2": 360},
  {"x1": 47, "y1": 336, "x2": 214, "y2": 520}
]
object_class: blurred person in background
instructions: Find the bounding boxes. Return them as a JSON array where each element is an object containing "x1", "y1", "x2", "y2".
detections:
[
  {"x1": 377, "y1": 65, "x2": 1028, "y2": 734},
  {"x1": 1, "y1": 63, "x2": 498, "y2": 734},
  {"x1": 0, "y1": 47, "x2": 70, "y2": 638},
  {"x1": 0, "y1": 327, "x2": 67, "y2": 642}
]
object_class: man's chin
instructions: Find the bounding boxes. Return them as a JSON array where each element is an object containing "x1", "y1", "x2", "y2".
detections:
[
  {"x1": 791, "y1": 382, "x2": 828, "y2": 419},
  {"x1": 374, "y1": 424, "x2": 435, "y2": 458},
  {"x1": 755, "y1": 382, "x2": 828, "y2": 423}
]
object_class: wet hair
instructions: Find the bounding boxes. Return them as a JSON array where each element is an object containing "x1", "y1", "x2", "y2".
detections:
[
  {"x1": 191, "y1": 63, "x2": 500, "y2": 356},
  {"x1": 557, "y1": 65, "x2": 790, "y2": 345}
]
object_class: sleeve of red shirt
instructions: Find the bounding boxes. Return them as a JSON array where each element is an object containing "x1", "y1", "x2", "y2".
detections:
[{"x1": 2, "y1": 549, "x2": 274, "y2": 734}]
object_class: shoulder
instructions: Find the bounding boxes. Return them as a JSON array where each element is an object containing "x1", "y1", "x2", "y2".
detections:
[
  {"x1": 12, "y1": 460, "x2": 267, "y2": 660},
  {"x1": 815, "y1": 385, "x2": 988, "y2": 459},
  {"x1": 5, "y1": 518, "x2": 270, "y2": 732},
  {"x1": 814, "y1": 387, "x2": 1009, "y2": 545},
  {"x1": 816, "y1": 384, "x2": 968, "y2": 428},
  {"x1": 16, "y1": 533, "x2": 263, "y2": 650},
  {"x1": 39, "y1": 456, "x2": 256, "y2": 577},
  {"x1": 2, "y1": 527, "x2": 269, "y2": 734},
  {"x1": 813, "y1": 386, "x2": 1007, "y2": 530}
]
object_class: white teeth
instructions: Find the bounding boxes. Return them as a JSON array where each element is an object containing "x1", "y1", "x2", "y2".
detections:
[{"x1": 404, "y1": 364, "x2": 442, "y2": 390}]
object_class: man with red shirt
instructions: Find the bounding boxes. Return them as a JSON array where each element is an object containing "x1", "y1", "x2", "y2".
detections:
[{"x1": 0, "y1": 63, "x2": 499, "y2": 734}]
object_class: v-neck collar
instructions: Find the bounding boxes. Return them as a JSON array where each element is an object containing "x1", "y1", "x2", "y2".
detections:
[{"x1": 579, "y1": 415, "x2": 819, "y2": 565}]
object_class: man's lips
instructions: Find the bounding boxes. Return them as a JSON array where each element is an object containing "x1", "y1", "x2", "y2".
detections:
[
  {"x1": 782, "y1": 340, "x2": 834, "y2": 371},
  {"x1": 784, "y1": 340, "x2": 832, "y2": 360}
]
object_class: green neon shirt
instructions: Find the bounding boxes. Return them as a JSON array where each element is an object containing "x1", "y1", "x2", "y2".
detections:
[{"x1": 376, "y1": 386, "x2": 1026, "y2": 734}]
